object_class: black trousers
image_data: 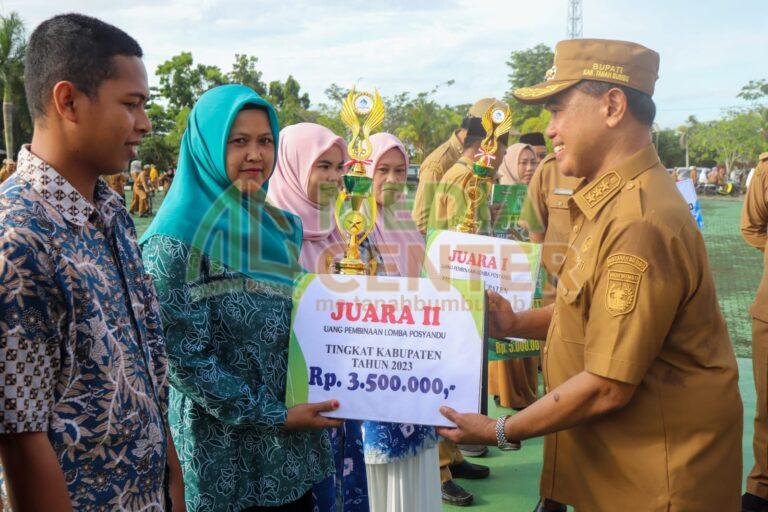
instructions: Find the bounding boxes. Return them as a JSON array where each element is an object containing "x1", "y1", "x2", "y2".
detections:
[{"x1": 240, "y1": 491, "x2": 312, "y2": 512}]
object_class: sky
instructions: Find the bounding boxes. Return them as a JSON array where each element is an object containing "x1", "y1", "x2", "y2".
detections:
[{"x1": 3, "y1": 0, "x2": 767, "y2": 128}]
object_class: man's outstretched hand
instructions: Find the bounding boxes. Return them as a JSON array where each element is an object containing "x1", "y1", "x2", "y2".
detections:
[
  {"x1": 487, "y1": 291, "x2": 517, "y2": 339},
  {"x1": 436, "y1": 406, "x2": 496, "y2": 445}
]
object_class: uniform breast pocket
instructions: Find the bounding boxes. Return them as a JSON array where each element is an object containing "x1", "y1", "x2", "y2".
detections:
[
  {"x1": 544, "y1": 194, "x2": 572, "y2": 271},
  {"x1": 555, "y1": 279, "x2": 586, "y2": 344}
]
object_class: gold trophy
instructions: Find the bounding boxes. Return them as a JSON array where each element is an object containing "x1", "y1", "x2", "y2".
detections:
[
  {"x1": 455, "y1": 104, "x2": 512, "y2": 233},
  {"x1": 333, "y1": 88, "x2": 385, "y2": 275}
]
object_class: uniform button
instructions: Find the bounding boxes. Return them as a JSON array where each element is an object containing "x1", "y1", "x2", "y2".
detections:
[
  {"x1": 556, "y1": 200, "x2": 563, "y2": 207},
  {"x1": 626, "y1": 182, "x2": 635, "y2": 190},
  {"x1": 563, "y1": 289, "x2": 569, "y2": 296},
  {"x1": 572, "y1": 225, "x2": 580, "y2": 233}
]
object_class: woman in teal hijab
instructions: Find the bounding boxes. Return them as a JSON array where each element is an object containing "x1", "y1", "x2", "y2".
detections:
[{"x1": 141, "y1": 84, "x2": 342, "y2": 512}]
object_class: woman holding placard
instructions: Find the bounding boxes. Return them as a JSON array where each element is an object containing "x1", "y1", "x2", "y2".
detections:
[
  {"x1": 140, "y1": 85, "x2": 341, "y2": 512},
  {"x1": 360, "y1": 132, "x2": 441, "y2": 512},
  {"x1": 267, "y1": 122, "x2": 375, "y2": 512}
]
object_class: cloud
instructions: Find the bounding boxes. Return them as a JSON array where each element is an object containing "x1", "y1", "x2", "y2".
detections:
[{"x1": 3, "y1": 0, "x2": 767, "y2": 127}]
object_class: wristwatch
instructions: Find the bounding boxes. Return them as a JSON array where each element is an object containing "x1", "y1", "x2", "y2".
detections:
[{"x1": 495, "y1": 415, "x2": 516, "y2": 451}]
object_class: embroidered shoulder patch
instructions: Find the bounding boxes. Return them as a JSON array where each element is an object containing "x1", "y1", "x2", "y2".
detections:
[
  {"x1": 606, "y1": 253, "x2": 648, "y2": 272},
  {"x1": 605, "y1": 270, "x2": 640, "y2": 316}
]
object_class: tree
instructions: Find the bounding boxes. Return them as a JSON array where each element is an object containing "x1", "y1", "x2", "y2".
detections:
[
  {"x1": 229, "y1": 54, "x2": 266, "y2": 95},
  {"x1": 655, "y1": 128, "x2": 686, "y2": 168},
  {"x1": 267, "y1": 75, "x2": 310, "y2": 127},
  {"x1": 395, "y1": 93, "x2": 462, "y2": 162},
  {"x1": 688, "y1": 111, "x2": 765, "y2": 171},
  {"x1": 0, "y1": 12, "x2": 26, "y2": 161},
  {"x1": 504, "y1": 44, "x2": 554, "y2": 126},
  {"x1": 155, "y1": 52, "x2": 227, "y2": 116},
  {"x1": 738, "y1": 79, "x2": 768, "y2": 102}
]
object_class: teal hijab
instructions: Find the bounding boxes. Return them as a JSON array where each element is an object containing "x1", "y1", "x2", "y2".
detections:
[{"x1": 139, "y1": 84, "x2": 303, "y2": 286}]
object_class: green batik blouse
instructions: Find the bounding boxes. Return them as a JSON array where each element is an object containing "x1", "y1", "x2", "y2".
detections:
[{"x1": 142, "y1": 234, "x2": 333, "y2": 511}]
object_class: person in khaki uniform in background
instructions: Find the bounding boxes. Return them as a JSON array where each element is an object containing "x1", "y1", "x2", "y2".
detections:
[
  {"x1": 520, "y1": 153, "x2": 582, "y2": 303},
  {"x1": 436, "y1": 38, "x2": 743, "y2": 512},
  {"x1": 740, "y1": 151, "x2": 768, "y2": 512},
  {"x1": 425, "y1": 101, "x2": 509, "y2": 507},
  {"x1": 428, "y1": 116, "x2": 508, "y2": 234},
  {"x1": 129, "y1": 166, "x2": 150, "y2": 216},
  {"x1": 412, "y1": 97, "x2": 510, "y2": 234},
  {"x1": 104, "y1": 171, "x2": 128, "y2": 201},
  {"x1": 0, "y1": 159, "x2": 15, "y2": 184}
]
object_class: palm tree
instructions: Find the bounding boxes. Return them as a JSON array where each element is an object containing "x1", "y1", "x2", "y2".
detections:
[{"x1": 0, "y1": 12, "x2": 26, "y2": 162}]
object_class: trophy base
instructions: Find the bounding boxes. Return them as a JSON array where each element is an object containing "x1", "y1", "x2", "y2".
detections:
[{"x1": 336, "y1": 258, "x2": 368, "y2": 276}]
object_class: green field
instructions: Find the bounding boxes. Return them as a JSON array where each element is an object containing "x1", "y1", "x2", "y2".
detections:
[
  {"x1": 130, "y1": 192, "x2": 761, "y2": 511},
  {"x1": 700, "y1": 197, "x2": 763, "y2": 357}
]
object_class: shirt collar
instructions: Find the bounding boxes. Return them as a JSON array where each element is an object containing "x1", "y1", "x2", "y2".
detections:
[
  {"x1": 448, "y1": 130, "x2": 464, "y2": 158},
  {"x1": 571, "y1": 144, "x2": 660, "y2": 220},
  {"x1": 17, "y1": 145, "x2": 123, "y2": 227}
]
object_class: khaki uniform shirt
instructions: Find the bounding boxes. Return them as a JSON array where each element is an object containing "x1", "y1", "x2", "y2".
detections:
[
  {"x1": 741, "y1": 163, "x2": 768, "y2": 321},
  {"x1": 412, "y1": 130, "x2": 463, "y2": 233},
  {"x1": 0, "y1": 166, "x2": 13, "y2": 184},
  {"x1": 542, "y1": 145, "x2": 742, "y2": 511},
  {"x1": 519, "y1": 154, "x2": 583, "y2": 279},
  {"x1": 428, "y1": 156, "x2": 492, "y2": 233}
]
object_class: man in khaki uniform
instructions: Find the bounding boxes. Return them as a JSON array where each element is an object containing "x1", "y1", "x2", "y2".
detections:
[
  {"x1": 520, "y1": 154, "x2": 582, "y2": 303},
  {"x1": 740, "y1": 151, "x2": 768, "y2": 512},
  {"x1": 437, "y1": 38, "x2": 743, "y2": 512},
  {"x1": 428, "y1": 117, "x2": 508, "y2": 233},
  {"x1": 412, "y1": 97, "x2": 509, "y2": 234},
  {"x1": 0, "y1": 159, "x2": 15, "y2": 183},
  {"x1": 103, "y1": 171, "x2": 128, "y2": 201},
  {"x1": 518, "y1": 155, "x2": 581, "y2": 512},
  {"x1": 428, "y1": 102, "x2": 509, "y2": 507}
]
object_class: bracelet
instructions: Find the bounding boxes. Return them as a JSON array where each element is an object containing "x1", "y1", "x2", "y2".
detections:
[{"x1": 495, "y1": 415, "x2": 517, "y2": 451}]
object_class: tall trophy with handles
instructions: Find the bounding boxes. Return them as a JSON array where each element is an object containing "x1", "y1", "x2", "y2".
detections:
[
  {"x1": 333, "y1": 88, "x2": 385, "y2": 275},
  {"x1": 455, "y1": 104, "x2": 512, "y2": 233}
]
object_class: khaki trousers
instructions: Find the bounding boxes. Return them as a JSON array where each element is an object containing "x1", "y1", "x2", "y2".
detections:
[
  {"x1": 748, "y1": 317, "x2": 768, "y2": 499},
  {"x1": 488, "y1": 358, "x2": 539, "y2": 409},
  {"x1": 438, "y1": 440, "x2": 464, "y2": 483}
]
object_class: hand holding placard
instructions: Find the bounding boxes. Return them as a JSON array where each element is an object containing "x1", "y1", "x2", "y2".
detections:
[{"x1": 284, "y1": 400, "x2": 344, "y2": 431}]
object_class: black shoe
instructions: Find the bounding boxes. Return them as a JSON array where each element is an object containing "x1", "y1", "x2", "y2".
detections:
[
  {"x1": 458, "y1": 444, "x2": 488, "y2": 457},
  {"x1": 743, "y1": 493, "x2": 768, "y2": 512},
  {"x1": 533, "y1": 498, "x2": 567, "y2": 512},
  {"x1": 448, "y1": 459, "x2": 490, "y2": 480},
  {"x1": 441, "y1": 479, "x2": 473, "y2": 507}
]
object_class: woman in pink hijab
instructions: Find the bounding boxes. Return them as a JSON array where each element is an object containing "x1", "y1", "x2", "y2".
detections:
[
  {"x1": 362, "y1": 132, "x2": 441, "y2": 512},
  {"x1": 266, "y1": 123, "x2": 348, "y2": 272},
  {"x1": 364, "y1": 133, "x2": 426, "y2": 278},
  {"x1": 267, "y1": 122, "x2": 374, "y2": 512},
  {"x1": 497, "y1": 142, "x2": 537, "y2": 185}
]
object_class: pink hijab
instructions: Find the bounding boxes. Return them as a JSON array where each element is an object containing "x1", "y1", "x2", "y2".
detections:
[
  {"x1": 365, "y1": 133, "x2": 425, "y2": 277},
  {"x1": 266, "y1": 123, "x2": 348, "y2": 272},
  {"x1": 498, "y1": 143, "x2": 535, "y2": 185}
]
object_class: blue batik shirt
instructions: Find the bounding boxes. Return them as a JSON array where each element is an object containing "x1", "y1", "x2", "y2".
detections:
[{"x1": 0, "y1": 146, "x2": 169, "y2": 510}]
